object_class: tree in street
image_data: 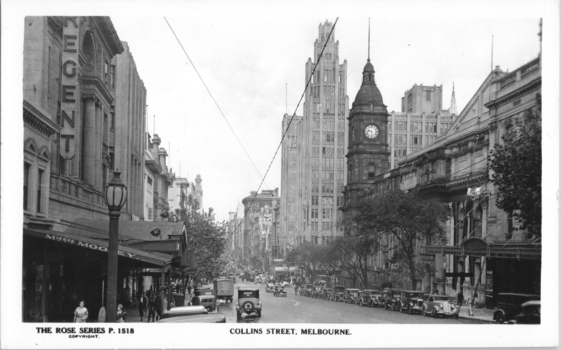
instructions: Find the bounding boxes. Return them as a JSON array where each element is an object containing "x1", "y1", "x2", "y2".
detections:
[
  {"x1": 489, "y1": 102, "x2": 542, "y2": 236},
  {"x1": 285, "y1": 242, "x2": 329, "y2": 283},
  {"x1": 354, "y1": 189, "x2": 449, "y2": 289},
  {"x1": 176, "y1": 193, "x2": 228, "y2": 284}
]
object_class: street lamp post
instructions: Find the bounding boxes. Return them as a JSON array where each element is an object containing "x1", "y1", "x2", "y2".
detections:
[{"x1": 104, "y1": 170, "x2": 127, "y2": 323}]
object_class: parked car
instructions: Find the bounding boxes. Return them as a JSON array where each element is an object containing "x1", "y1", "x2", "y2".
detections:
[
  {"x1": 303, "y1": 284, "x2": 315, "y2": 297},
  {"x1": 383, "y1": 288, "x2": 403, "y2": 311},
  {"x1": 422, "y1": 295, "x2": 459, "y2": 318},
  {"x1": 321, "y1": 287, "x2": 331, "y2": 300},
  {"x1": 236, "y1": 287, "x2": 262, "y2": 321},
  {"x1": 213, "y1": 278, "x2": 235, "y2": 303},
  {"x1": 265, "y1": 283, "x2": 275, "y2": 293},
  {"x1": 398, "y1": 290, "x2": 426, "y2": 314},
  {"x1": 493, "y1": 293, "x2": 540, "y2": 324},
  {"x1": 191, "y1": 288, "x2": 218, "y2": 313},
  {"x1": 273, "y1": 285, "x2": 287, "y2": 297},
  {"x1": 343, "y1": 288, "x2": 361, "y2": 304},
  {"x1": 507, "y1": 300, "x2": 540, "y2": 324},
  {"x1": 160, "y1": 305, "x2": 207, "y2": 319},
  {"x1": 333, "y1": 286, "x2": 346, "y2": 302},
  {"x1": 313, "y1": 286, "x2": 324, "y2": 299},
  {"x1": 367, "y1": 290, "x2": 384, "y2": 308},
  {"x1": 357, "y1": 289, "x2": 378, "y2": 307}
]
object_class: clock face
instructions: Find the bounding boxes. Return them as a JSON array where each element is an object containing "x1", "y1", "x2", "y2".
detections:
[{"x1": 364, "y1": 124, "x2": 379, "y2": 139}]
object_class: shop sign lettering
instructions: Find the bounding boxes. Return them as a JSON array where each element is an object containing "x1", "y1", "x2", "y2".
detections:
[
  {"x1": 45, "y1": 233, "x2": 136, "y2": 258},
  {"x1": 60, "y1": 17, "x2": 79, "y2": 159}
]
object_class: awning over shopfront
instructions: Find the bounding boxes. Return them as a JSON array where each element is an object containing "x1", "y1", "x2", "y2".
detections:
[
  {"x1": 423, "y1": 237, "x2": 541, "y2": 260},
  {"x1": 24, "y1": 228, "x2": 173, "y2": 267},
  {"x1": 66, "y1": 219, "x2": 189, "y2": 267}
]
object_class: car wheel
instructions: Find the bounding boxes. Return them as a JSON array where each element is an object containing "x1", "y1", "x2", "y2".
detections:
[
  {"x1": 496, "y1": 313, "x2": 505, "y2": 324},
  {"x1": 242, "y1": 301, "x2": 255, "y2": 312},
  {"x1": 432, "y1": 309, "x2": 437, "y2": 318}
]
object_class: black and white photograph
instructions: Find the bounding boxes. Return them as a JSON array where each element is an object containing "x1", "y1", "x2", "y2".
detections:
[{"x1": 1, "y1": 0, "x2": 559, "y2": 348}]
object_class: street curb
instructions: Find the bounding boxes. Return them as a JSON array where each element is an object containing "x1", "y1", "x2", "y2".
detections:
[{"x1": 458, "y1": 315, "x2": 495, "y2": 324}]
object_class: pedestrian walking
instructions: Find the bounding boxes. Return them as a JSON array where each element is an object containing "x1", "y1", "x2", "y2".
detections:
[
  {"x1": 468, "y1": 292, "x2": 477, "y2": 316},
  {"x1": 73, "y1": 300, "x2": 88, "y2": 323},
  {"x1": 147, "y1": 296, "x2": 156, "y2": 322},
  {"x1": 116, "y1": 304, "x2": 127, "y2": 323},
  {"x1": 155, "y1": 294, "x2": 162, "y2": 321},
  {"x1": 457, "y1": 290, "x2": 465, "y2": 313},
  {"x1": 138, "y1": 292, "x2": 146, "y2": 321},
  {"x1": 187, "y1": 284, "x2": 192, "y2": 296}
]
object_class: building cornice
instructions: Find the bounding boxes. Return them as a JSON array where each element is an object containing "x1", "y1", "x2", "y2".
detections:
[
  {"x1": 23, "y1": 100, "x2": 60, "y2": 138},
  {"x1": 485, "y1": 78, "x2": 541, "y2": 109}
]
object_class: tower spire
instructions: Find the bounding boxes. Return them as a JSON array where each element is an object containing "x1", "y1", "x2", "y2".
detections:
[
  {"x1": 450, "y1": 83, "x2": 457, "y2": 116},
  {"x1": 368, "y1": 18, "x2": 371, "y2": 61}
]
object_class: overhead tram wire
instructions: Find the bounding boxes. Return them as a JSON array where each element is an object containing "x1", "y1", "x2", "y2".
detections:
[
  {"x1": 164, "y1": 17, "x2": 270, "y2": 190},
  {"x1": 231, "y1": 17, "x2": 340, "y2": 240}
]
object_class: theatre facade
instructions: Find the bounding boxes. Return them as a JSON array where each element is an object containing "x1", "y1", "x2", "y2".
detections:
[{"x1": 22, "y1": 17, "x2": 184, "y2": 322}]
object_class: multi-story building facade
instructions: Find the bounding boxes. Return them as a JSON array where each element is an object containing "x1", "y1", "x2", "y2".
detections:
[
  {"x1": 241, "y1": 189, "x2": 279, "y2": 270},
  {"x1": 113, "y1": 41, "x2": 147, "y2": 220},
  {"x1": 388, "y1": 84, "x2": 456, "y2": 169},
  {"x1": 280, "y1": 20, "x2": 349, "y2": 248},
  {"x1": 22, "y1": 17, "x2": 183, "y2": 322},
  {"x1": 143, "y1": 133, "x2": 173, "y2": 221},
  {"x1": 364, "y1": 56, "x2": 541, "y2": 303},
  {"x1": 167, "y1": 177, "x2": 189, "y2": 215}
]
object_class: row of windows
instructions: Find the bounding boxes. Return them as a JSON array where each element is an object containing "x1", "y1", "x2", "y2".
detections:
[
  {"x1": 312, "y1": 69, "x2": 343, "y2": 84},
  {"x1": 388, "y1": 121, "x2": 453, "y2": 135}
]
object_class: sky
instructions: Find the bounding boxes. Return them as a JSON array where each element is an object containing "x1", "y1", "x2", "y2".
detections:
[
  {"x1": 107, "y1": 8, "x2": 542, "y2": 222},
  {"x1": 2, "y1": 0, "x2": 550, "y2": 224}
]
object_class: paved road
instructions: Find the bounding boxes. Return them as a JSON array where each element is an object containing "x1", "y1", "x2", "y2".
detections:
[{"x1": 217, "y1": 280, "x2": 482, "y2": 324}]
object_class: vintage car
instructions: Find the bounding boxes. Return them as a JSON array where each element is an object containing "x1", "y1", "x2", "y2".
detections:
[
  {"x1": 191, "y1": 288, "x2": 218, "y2": 313},
  {"x1": 160, "y1": 305, "x2": 207, "y2": 319},
  {"x1": 312, "y1": 286, "x2": 324, "y2": 298},
  {"x1": 273, "y1": 285, "x2": 287, "y2": 297},
  {"x1": 343, "y1": 288, "x2": 361, "y2": 304},
  {"x1": 213, "y1": 278, "x2": 235, "y2": 303},
  {"x1": 265, "y1": 283, "x2": 275, "y2": 293},
  {"x1": 383, "y1": 288, "x2": 403, "y2": 310},
  {"x1": 236, "y1": 287, "x2": 262, "y2": 321},
  {"x1": 303, "y1": 284, "x2": 315, "y2": 297},
  {"x1": 332, "y1": 286, "x2": 346, "y2": 302},
  {"x1": 422, "y1": 295, "x2": 460, "y2": 318},
  {"x1": 506, "y1": 300, "x2": 540, "y2": 324},
  {"x1": 493, "y1": 293, "x2": 540, "y2": 324},
  {"x1": 357, "y1": 289, "x2": 378, "y2": 307},
  {"x1": 367, "y1": 290, "x2": 384, "y2": 308},
  {"x1": 398, "y1": 290, "x2": 426, "y2": 314},
  {"x1": 158, "y1": 305, "x2": 226, "y2": 323}
]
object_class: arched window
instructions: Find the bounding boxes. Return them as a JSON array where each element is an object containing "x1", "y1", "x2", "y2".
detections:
[
  {"x1": 348, "y1": 163, "x2": 353, "y2": 182},
  {"x1": 368, "y1": 163, "x2": 376, "y2": 179}
]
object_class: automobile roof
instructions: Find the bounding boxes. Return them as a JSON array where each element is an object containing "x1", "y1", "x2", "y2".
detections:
[
  {"x1": 237, "y1": 286, "x2": 260, "y2": 291},
  {"x1": 521, "y1": 300, "x2": 541, "y2": 306}
]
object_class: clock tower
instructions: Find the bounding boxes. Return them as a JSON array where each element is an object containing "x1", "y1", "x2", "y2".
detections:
[{"x1": 344, "y1": 56, "x2": 390, "y2": 209}]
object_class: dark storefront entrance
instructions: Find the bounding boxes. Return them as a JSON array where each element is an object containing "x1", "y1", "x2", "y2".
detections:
[{"x1": 23, "y1": 229, "x2": 171, "y2": 322}]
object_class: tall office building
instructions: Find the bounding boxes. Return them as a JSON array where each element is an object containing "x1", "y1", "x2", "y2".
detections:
[{"x1": 280, "y1": 20, "x2": 349, "y2": 247}]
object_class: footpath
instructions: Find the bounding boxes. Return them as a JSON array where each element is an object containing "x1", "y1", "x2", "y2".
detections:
[
  {"x1": 458, "y1": 306, "x2": 495, "y2": 324},
  {"x1": 125, "y1": 293, "x2": 193, "y2": 323}
]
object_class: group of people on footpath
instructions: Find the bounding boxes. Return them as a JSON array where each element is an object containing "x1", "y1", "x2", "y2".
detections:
[
  {"x1": 138, "y1": 289, "x2": 163, "y2": 322},
  {"x1": 73, "y1": 301, "x2": 127, "y2": 323},
  {"x1": 73, "y1": 287, "x2": 164, "y2": 323}
]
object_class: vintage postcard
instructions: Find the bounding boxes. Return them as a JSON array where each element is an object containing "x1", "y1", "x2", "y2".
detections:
[{"x1": 1, "y1": 0, "x2": 559, "y2": 348}]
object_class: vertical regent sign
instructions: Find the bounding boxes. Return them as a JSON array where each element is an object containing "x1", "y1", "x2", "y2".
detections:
[{"x1": 60, "y1": 17, "x2": 79, "y2": 163}]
